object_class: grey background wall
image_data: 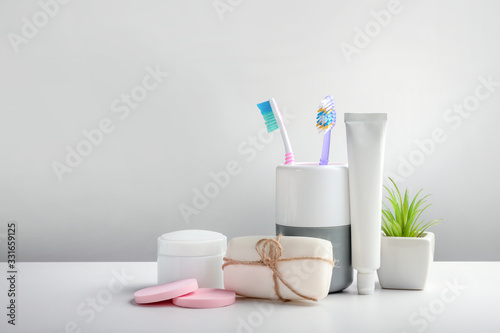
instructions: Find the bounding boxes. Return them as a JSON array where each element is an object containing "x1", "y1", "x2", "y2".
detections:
[{"x1": 1, "y1": 0, "x2": 499, "y2": 262}]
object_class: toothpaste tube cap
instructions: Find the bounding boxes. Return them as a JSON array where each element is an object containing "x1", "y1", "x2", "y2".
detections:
[{"x1": 357, "y1": 271, "x2": 375, "y2": 295}]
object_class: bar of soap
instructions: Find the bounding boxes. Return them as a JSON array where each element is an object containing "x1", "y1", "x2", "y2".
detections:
[{"x1": 223, "y1": 236, "x2": 333, "y2": 301}]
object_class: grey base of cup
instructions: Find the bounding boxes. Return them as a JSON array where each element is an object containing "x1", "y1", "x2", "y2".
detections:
[{"x1": 276, "y1": 224, "x2": 353, "y2": 293}]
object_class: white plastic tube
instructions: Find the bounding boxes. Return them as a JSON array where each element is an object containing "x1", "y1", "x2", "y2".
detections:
[{"x1": 344, "y1": 113, "x2": 387, "y2": 295}]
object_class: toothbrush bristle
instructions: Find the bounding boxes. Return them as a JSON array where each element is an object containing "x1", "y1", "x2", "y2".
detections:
[
  {"x1": 316, "y1": 95, "x2": 336, "y2": 132},
  {"x1": 257, "y1": 101, "x2": 279, "y2": 133}
]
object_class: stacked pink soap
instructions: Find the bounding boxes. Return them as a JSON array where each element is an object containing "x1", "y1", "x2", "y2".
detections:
[{"x1": 134, "y1": 279, "x2": 235, "y2": 309}]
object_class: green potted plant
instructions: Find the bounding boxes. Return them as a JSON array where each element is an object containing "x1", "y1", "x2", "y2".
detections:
[{"x1": 377, "y1": 178, "x2": 443, "y2": 290}]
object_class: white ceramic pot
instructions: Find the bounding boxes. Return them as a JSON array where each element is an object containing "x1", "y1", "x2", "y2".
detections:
[{"x1": 377, "y1": 232, "x2": 435, "y2": 290}]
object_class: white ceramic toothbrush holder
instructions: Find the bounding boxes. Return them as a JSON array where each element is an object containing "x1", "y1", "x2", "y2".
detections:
[{"x1": 275, "y1": 163, "x2": 353, "y2": 292}]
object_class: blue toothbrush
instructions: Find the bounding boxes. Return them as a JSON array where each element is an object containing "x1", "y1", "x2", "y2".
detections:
[{"x1": 257, "y1": 98, "x2": 295, "y2": 165}]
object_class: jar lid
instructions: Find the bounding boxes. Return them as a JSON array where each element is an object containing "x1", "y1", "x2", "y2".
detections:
[{"x1": 158, "y1": 230, "x2": 227, "y2": 257}]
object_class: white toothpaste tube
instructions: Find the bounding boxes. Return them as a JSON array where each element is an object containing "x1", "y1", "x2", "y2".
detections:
[{"x1": 344, "y1": 113, "x2": 387, "y2": 295}]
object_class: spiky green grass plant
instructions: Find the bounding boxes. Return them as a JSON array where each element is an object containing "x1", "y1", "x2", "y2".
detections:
[{"x1": 382, "y1": 178, "x2": 443, "y2": 237}]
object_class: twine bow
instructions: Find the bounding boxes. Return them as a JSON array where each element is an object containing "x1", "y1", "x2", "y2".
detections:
[{"x1": 222, "y1": 235, "x2": 334, "y2": 302}]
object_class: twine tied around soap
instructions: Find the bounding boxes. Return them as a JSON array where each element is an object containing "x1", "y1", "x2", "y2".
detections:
[{"x1": 222, "y1": 234, "x2": 334, "y2": 302}]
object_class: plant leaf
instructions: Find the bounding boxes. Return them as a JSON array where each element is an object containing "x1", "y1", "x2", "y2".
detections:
[{"x1": 381, "y1": 177, "x2": 443, "y2": 237}]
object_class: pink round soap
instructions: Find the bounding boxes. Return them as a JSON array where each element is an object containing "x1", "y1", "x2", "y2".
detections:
[
  {"x1": 134, "y1": 279, "x2": 198, "y2": 304},
  {"x1": 172, "y1": 288, "x2": 236, "y2": 309}
]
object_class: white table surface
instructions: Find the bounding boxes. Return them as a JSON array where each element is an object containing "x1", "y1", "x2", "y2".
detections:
[{"x1": 1, "y1": 262, "x2": 498, "y2": 333}]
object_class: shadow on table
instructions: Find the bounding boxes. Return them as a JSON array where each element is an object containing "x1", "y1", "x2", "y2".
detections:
[{"x1": 129, "y1": 298, "x2": 176, "y2": 307}]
